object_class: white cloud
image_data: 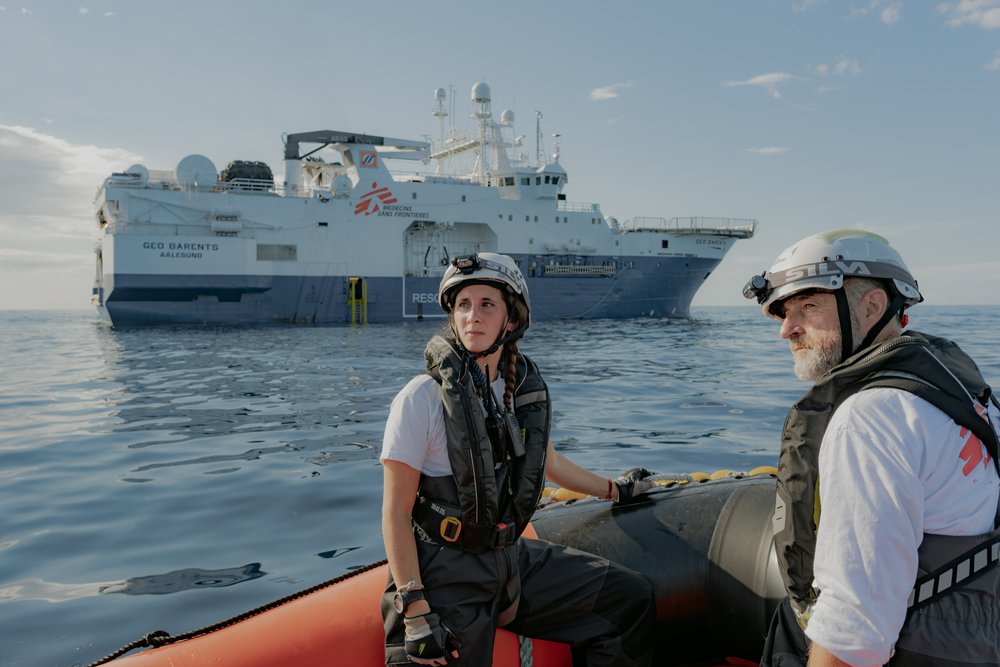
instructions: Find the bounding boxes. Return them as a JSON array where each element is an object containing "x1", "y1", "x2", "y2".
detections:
[
  {"x1": 20, "y1": 7, "x2": 31, "y2": 15},
  {"x1": 793, "y1": 0, "x2": 826, "y2": 12},
  {"x1": 746, "y1": 147, "x2": 789, "y2": 155},
  {"x1": 590, "y1": 82, "x2": 634, "y2": 101},
  {"x1": 0, "y1": 126, "x2": 141, "y2": 308},
  {"x1": 938, "y1": 0, "x2": 1000, "y2": 29},
  {"x1": 0, "y1": 125, "x2": 141, "y2": 193},
  {"x1": 834, "y1": 56, "x2": 863, "y2": 75},
  {"x1": 850, "y1": 0, "x2": 884, "y2": 19},
  {"x1": 813, "y1": 56, "x2": 863, "y2": 76},
  {"x1": 881, "y1": 1, "x2": 903, "y2": 23},
  {"x1": 0, "y1": 246, "x2": 85, "y2": 268},
  {"x1": 722, "y1": 72, "x2": 799, "y2": 99},
  {"x1": 986, "y1": 49, "x2": 1000, "y2": 69},
  {"x1": 79, "y1": 6, "x2": 89, "y2": 14}
]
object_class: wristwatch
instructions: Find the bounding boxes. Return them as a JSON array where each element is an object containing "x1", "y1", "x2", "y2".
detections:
[{"x1": 393, "y1": 587, "x2": 426, "y2": 614}]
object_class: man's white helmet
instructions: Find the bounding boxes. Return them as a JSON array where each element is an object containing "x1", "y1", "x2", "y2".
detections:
[
  {"x1": 439, "y1": 252, "x2": 531, "y2": 334},
  {"x1": 743, "y1": 229, "x2": 922, "y2": 319}
]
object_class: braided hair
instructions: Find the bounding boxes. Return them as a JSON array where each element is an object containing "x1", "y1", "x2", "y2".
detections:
[{"x1": 501, "y1": 292, "x2": 529, "y2": 412}]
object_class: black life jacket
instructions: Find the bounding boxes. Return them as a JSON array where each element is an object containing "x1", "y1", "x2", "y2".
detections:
[
  {"x1": 775, "y1": 331, "x2": 999, "y2": 613},
  {"x1": 412, "y1": 334, "x2": 550, "y2": 554}
]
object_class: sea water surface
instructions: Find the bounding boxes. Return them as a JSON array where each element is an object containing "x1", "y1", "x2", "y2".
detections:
[{"x1": 1, "y1": 306, "x2": 996, "y2": 666}]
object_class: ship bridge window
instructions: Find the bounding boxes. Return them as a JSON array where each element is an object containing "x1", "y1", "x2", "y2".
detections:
[
  {"x1": 552, "y1": 176, "x2": 560, "y2": 185},
  {"x1": 661, "y1": 240, "x2": 669, "y2": 249},
  {"x1": 536, "y1": 176, "x2": 541, "y2": 185},
  {"x1": 545, "y1": 176, "x2": 551, "y2": 184},
  {"x1": 504, "y1": 177, "x2": 515, "y2": 187},
  {"x1": 521, "y1": 177, "x2": 530, "y2": 185}
]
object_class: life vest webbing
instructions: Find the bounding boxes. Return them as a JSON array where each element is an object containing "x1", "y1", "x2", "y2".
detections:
[{"x1": 907, "y1": 534, "x2": 1000, "y2": 615}]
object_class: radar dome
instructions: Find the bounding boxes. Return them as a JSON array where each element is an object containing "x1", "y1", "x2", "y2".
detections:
[
  {"x1": 332, "y1": 174, "x2": 353, "y2": 198},
  {"x1": 434, "y1": 87, "x2": 446, "y2": 102},
  {"x1": 500, "y1": 109, "x2": 514, "y2": 126},
  {"x1": 125, "y1": 164, "x2": 149, "y2": 185},
  {"x1": 471, "y1": 81, "x2": 491, "y2": 103},
  {"x1": 175, "y1": 154, "x2": 218, "y2": 187}
]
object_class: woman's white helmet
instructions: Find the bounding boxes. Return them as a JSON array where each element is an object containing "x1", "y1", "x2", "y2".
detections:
[
  {"x1": 743, "y1": 229, "x2": 922, "y2": 318},
  {"x1": 439, "y1": 252, "x2": 531, "y2": 333}
]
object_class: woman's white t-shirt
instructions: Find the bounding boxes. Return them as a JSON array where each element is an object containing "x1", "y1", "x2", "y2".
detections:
[{"x1": 380, "y1": 373, "x2": 506, "y2": 477}]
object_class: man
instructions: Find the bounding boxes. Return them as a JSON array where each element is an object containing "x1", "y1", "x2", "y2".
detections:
[{"x1": 743, "y1": 229, "x2": 1000, "y2": 666}]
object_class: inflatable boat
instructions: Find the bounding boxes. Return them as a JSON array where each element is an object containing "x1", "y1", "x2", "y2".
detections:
[{"x1": 88, "y1": 470, "x2": 782, "y2": 667}]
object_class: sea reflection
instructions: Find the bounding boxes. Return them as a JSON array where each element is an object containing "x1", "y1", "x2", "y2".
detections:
[{"x1": 0, "y1": 563, "x2": 264, "y2": 602}]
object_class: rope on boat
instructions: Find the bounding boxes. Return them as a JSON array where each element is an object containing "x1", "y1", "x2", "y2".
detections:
[
  {"x1": 542, "y1": 466, "x2": 778, "y2": 503},
  {"x1": 82, "y1": 559, "x2": 390, "y2": 666},
  {"x1": 519, "y1": 634, "x2": 534, "y2": 667}
]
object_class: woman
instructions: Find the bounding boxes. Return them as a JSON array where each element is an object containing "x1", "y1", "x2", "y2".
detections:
[{"x1": 380, "y1": 252, "x2": 655, "y2": 667}]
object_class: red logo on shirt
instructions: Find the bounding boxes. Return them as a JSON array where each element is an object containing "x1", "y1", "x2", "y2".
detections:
[{"x1": 958, "y1": 404, "x2": 992, "y2": 476}]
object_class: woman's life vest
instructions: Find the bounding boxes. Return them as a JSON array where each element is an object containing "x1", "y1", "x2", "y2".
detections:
[
  {"x1": 412, "y1": 334, "x2": 551, "y2": 554},
  {"x1": 775, "y1": 331, "x2": 1000, "y2": 617}
]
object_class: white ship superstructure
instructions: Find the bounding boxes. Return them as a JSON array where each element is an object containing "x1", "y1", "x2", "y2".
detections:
[{"x1": 93, "y1": 82, "x2": 756, "y2": 325}]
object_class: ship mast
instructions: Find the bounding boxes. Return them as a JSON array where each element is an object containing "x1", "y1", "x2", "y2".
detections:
[
  {"x1": 535, "y1": 111, "x2": 545, "y2": 165},
  {"x1": 471, "y1": 81, "x2": 492, "y2": 183}
]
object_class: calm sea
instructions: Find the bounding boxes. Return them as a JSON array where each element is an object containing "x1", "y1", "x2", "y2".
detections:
[{"x1": 1, "y1": 306, "x2": 996, "y2": 666}]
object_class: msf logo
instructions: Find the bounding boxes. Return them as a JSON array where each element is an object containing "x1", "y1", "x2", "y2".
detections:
[
  {"x1": 354, "y1": 182, "x2": 397, "y2": 216},
  {"x1": 959, "y1": 403, "x2": 993, "y2": 476}
]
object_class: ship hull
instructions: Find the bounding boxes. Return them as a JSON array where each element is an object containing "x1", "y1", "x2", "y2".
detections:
[{"x1": 97, "y1": 253, "x2": 722, "y2": 325}]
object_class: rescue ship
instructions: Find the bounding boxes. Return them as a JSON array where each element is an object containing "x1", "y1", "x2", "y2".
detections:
[{"x1": 92, "y1": 82, "x2": 756, "y2": 326}]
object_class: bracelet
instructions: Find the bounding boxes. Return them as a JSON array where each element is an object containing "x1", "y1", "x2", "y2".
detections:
[
  {"x1": 398, "y1": 579, "x2": 424, "y2": 593},
  {"x1": 606, "y1": 478, "x2": 613, "y2": 500}
]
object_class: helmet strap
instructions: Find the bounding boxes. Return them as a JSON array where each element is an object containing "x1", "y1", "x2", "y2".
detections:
[
  {"x1": 465, "y1": 316, "x2": 526, "y2": 363},
  {"x1": 857, "y1": 292, "x2": 907, "y2": 352},
  {"x1": 834, "y1": 289, "x2": 854, "y2": 362},
  {"x1": 466, "y1": 316, "x2": 511, "y2": 362}
]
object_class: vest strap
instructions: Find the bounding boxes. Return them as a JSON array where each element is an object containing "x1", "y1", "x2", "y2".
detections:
[{"x1": 907, "y1": 534, "x2": 1000, "y2": 615}]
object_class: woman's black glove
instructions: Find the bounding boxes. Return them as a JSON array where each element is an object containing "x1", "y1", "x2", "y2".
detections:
[
  {"x1": 403, "y1": 611, "x2": 460, "y2": 665},
  {"x1": 614, "y1": 467, "x2": 656, "y2": 504}
]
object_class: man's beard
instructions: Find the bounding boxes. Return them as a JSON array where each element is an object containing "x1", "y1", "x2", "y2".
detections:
[
  {"x1": 790, "y1": 314, "x2": 865, "y2": 381},
  {"x1": 791, "y1": 330, "x2": 842, "y2": 381}
]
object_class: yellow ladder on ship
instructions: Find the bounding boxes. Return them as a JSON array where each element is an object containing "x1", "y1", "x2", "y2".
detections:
[{"x1": 348, "y1": 276, "x2": 367, "y2": 325}]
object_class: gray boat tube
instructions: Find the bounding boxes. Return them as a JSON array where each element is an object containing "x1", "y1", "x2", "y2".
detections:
[{"x1": 529, "y1": 473, "x2": 784, "y2": 664}]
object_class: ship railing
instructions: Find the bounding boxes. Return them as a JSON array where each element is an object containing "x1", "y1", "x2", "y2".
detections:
[
  {"x1": 543, "y1": 264, "x2": 616, "y2": 277},
  {"x1": 102, "y1": 175, "x2": 278, "y2": 194},
  {"x1": 220, "y1": 178, "x2": 275, "y2": 192},
  {"x1": 619, "y1": 216, "x2": 757, "y2": 238}
]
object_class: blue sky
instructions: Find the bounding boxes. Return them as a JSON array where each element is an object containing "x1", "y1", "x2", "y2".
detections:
[{"x1": 1, "y1": 0, "x2": 998, "y2": 311}]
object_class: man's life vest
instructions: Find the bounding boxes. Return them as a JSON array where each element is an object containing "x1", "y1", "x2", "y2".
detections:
[
  {"x1": 413, "y1": 334, "x2": 550, "y2": 554},
  {"x1": 775, "y1": 331, "x2": 1000, "y2": 615}
]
